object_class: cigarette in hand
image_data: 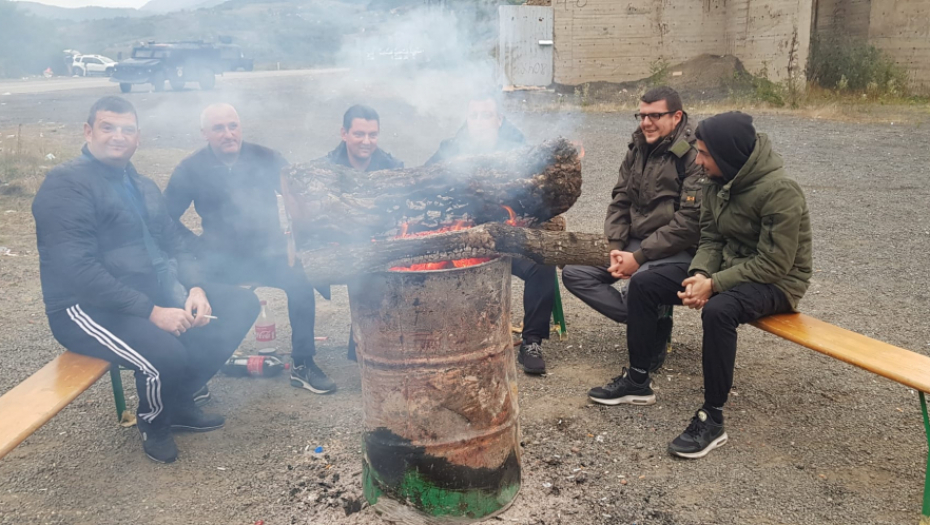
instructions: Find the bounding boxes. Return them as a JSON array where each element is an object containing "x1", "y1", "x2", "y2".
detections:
[{"x1": 198, "y1": 314, "x2": 218, "y2": 320}]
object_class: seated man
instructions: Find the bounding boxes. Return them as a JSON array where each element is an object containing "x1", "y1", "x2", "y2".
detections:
[
  {"x1": 164, "y1": 103, "x2": 336, "y2": 395},
  {"x1": 320, "y1": 104, "x2": 403, "y2": 361},
  {"x1": 563, "y1": 86, "x2": 704, "y2": 371},
  {"x1": 427, "y1": 91, "x2": 555, "y2": 376},
  {"x1": 33, "y1": 96, "x2": 260, "y2": 464},
  {"x1": 587, "y1": 112, "x2": 813, "y2": 459}
]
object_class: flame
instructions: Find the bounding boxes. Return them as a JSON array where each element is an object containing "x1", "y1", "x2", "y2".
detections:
[
  {"x1": 390, "y1": 219, "x2": 491, "y2": 271},
  {"x1": 571, "y1": 140, "x2": 585, "y2": 160},
  {"x1": 502, "y1": 205, "x2": 517, "y2": 226}
]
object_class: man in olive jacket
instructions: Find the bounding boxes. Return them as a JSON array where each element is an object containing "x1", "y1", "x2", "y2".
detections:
[
  {"x1": 563, "y1": 86, "x2": 703, "y2": 369},
  {"x1": 587, "y1": 112, "x2": 813, "y2": 460}
]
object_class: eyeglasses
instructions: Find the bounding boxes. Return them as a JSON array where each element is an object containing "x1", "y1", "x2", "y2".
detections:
[{"x1": 634, "y1": 112, "x2": 673, "y2": 122}]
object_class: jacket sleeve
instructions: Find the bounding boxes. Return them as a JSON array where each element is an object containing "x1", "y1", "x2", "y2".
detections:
[
  {"x1": 146, "y1": 181, "x2": 204, "y2": 288},
  {"x1": 424, "y1": 140, "x2": 453, "y2": 166},
  {"x1": 709, "y1": 180, "x2": 805, "y2": 293},
  {"x1": 163, "y1": 161, "x2": 195, "y2": 222},
  {"x1": 33, "y1": 178, "x2": 155, "y2": 318},
  {"x1": 604, "y1": 150, "x2": 634, "y2": 251},
  {"x1": 688, "y1": 184, "x2": 725, "y2": 277},
  {"x1": 635, "y1": 149, "x2": 704, "y2": 263}
]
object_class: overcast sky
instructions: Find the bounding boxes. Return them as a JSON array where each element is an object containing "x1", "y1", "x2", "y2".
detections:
[{"x1": 11, "y1": 0, "x2": 147, "y2": 8}]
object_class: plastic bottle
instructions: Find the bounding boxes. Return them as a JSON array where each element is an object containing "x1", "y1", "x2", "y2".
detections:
[
  {"x1": 255, "y1": 300, "x2": 277, "y2": 355},
  {"x1": 221, "y1": 355, "x2": 285, "y2": 377}
]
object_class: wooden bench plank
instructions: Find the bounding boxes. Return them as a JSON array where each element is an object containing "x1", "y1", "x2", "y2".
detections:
[
  {"x1": 752, "y1": 313, "x2": 930, "y2": 394},
  {"x1": 0, "y1": 351, "x2": 111, "y2": 460}
]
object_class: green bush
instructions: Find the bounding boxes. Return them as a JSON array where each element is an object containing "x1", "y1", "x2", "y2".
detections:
[{"x1": 807, "y1": 35, "x2": 908, "y2": 95}]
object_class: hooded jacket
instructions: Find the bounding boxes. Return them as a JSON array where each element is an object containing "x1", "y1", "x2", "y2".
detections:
[
  {"x1": 424, "y1": 117, "x2": 526, "y2": 165},
  {"x1": 604, "y1": 114, "x2": 704, "y2": 264},
  {"x1": 33, "y1": 147, "x2": 202, "y2": 317},
  {"x1": 689, "y1": 133, "x2": 813, "y2": 309}
]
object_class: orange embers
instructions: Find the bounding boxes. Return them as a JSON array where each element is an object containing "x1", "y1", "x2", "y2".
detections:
[{"x1": 390, "y1": 219, "x2": 491, "y2": 272}]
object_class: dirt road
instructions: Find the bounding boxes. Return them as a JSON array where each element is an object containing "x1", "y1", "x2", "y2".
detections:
[{"x1": 1, "y1": 71, "x2": 929, "y2": 525}]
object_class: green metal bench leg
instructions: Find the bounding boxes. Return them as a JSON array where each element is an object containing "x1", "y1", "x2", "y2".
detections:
[
  {"x1": 920, "y1": 392, "x2": 930, "y2": 524},
  {"x1": 109, "y1": 365, "x2": 127, "y2": 422},
  {"x1": 552, "y1": 274, "x2": 567, "y2": 338}
]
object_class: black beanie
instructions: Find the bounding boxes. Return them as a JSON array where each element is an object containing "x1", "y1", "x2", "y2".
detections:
[{"x1": 695, "y1": 112, "x2": 757, "y2": 183}]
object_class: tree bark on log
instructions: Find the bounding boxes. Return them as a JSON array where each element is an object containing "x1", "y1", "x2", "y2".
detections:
[
  {"x1": 281, "y1": 138, "x2": 582, "y2": 248},
  {"x1": 296, "y1": 224, "x2": 609, "y2": 285}
]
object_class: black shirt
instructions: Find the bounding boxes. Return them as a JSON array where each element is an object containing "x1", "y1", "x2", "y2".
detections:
[{"x1": 164, "y1": 142, "x2": 288, "y2": 257}]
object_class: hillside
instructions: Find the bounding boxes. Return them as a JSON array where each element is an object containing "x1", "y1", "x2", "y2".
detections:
[
  {"x1": 140, "y1": 0, "x2": 226, "y2": 13},
  {"x1": 12, "y1": 1, "x2": 144, "y2": 20}
]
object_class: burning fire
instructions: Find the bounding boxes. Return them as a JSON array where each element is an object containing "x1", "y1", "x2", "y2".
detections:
[{"x1": 390, "y1": 206, "x2": 522, "y2": 272}]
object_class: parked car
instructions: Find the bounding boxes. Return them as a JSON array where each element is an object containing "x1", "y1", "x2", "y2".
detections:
[
  {"x1": 111, "y1": 41, "x2": 222, "y2": 93},
  {"x1": 72, "y1": 55, "x2": 116, "y2": 77}
]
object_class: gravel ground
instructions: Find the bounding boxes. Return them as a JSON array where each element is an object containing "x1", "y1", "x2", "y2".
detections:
[{"x1": 1, "y1": 71, "x2": 930, "y2": 525}]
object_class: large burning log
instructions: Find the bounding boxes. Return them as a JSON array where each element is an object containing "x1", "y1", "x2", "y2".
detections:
[
  {"x1": 281, "y1": 138, "x2": 582, "y2": 247},
  {"x1": 297, "y1": 224, "x2": 609, "y2": 284}
]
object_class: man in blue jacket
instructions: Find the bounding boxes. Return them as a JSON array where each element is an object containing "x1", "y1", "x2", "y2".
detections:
[{"x1": 32, "y1": 96, "x2": 260, "y2": 464}]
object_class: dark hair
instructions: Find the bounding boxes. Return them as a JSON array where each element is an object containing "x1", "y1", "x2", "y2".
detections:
[
  {"x1": 342, "y1": 104, "x2": 380, "y2": 131},
  {"x1": 87, "y1": 96, "x2": 138, "y2": 127},
  {"x1": 640, "y1": 86, "x2": 683, "y2": 114},
  {"x1": 467, "y1": 90, "x2": 502, "y2": 114}
]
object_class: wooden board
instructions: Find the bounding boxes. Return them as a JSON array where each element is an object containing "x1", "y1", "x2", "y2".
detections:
[
  {"x1": 752, "y1": 313, "x2": 930, "y2": 394},
  {"x1": 0, "y1": 351, "x2": 110, "y2": 460}
]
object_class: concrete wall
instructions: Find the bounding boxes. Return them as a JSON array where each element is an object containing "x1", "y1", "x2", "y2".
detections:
[
  {"x1": 813, "y1": 0, "x2": 871, "y2": 39},
  {"x1": 868, "y1": 0, "x2": 930, "y2": 89},
  {"x1": 553, "y1": 0, "x2": 813, "y2": 85}
]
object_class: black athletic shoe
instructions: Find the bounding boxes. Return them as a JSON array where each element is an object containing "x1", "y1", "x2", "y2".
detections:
[
  {"x1": 193, "y1": 385, "x2": 211, "y2": 407},
  {"x1": 668, "y1": 409, "x2": 729, "y2": 459},
  {"x1": 138, "y1": 418, "x2": 177, "y2": 464},
  {"x1": 587, "y1": 367, "x2": 656, "y2": 406},
  {"x1": 518, "y1": 341, "x2": 547, "y2": 375},
  {"x1": 170, "y1": 400, "x2": 225, "y2": 432},
  {"x1": 290, "y1": 360, "x2": 336, "y2": 394}
]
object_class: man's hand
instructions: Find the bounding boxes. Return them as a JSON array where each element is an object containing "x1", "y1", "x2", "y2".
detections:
[
  {"x1": 607, "y1": 250, "x2": 640, "y2": 279},
  {"x1": 185, "y1": 286, "x2": 212, "y2": 328},
  {"x1": 678, "y1": 274, "x2": 714, "y2": 310},
  {"x1": 150, "y1": 306, "x2": 195, "y2": 336}
]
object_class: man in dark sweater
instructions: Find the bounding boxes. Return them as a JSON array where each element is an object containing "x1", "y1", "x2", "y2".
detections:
[
  {"x1": 164, "y1": 103, "x2": 336, "y2": 395},
  {"x1": 33, "y1": 97, "x2": 260, "y2": 464},
  {"x1": 321, "y1": 105, "x2": 403, "y2": 361},
  {"x1": 426, "y1": 92, "x2": 556, "y2": 376}
]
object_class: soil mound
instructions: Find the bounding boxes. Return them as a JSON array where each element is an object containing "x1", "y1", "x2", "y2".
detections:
[{"x1": 555, "y1": 54, "x2": 753, "y2": 103}]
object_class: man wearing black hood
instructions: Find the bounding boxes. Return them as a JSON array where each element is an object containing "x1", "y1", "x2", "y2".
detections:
[
  {"x1": 426, "y1": 92, "x2": 555, "y2": 376},
  {"x1": 587, "y1": 112, "x2": 813, "y2": 459}
]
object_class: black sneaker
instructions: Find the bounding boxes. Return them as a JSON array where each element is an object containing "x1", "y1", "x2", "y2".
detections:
[
  {"x1": 587, "y1": 368, "x2": 655, "y2": 406},
  {"x1": 193, "y1": 385, "x2": 211, "y2": 407},
  {"x1": 668, "y1": 409, "x2": 729, "y2": 459},
  {"x1": 291, "y1": 360, "x2": 336, "y2": 394},
  {"x1": 518, "y1": 341, "x2": 546, "y2": 375},
  {"x1": 170, "y1": 400, "x2": 225, "y2": 432},
  {"x1": 137, "y1": 417, "x2": 177, "y2": 464}
]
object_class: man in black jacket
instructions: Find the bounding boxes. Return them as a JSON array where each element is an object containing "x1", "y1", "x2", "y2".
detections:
[
  {"x1": 164, "y1": 103, "x2": 336, "y2": 395},
  {"x1": 33, "y1": 97, "x2": 260, "y2": 464},
  {"x1": 322, "y1": 105, "x2": 404, "y2": 361},
  {"x1": 426, "y1": 92, "x2": 556, "y2": 376}
]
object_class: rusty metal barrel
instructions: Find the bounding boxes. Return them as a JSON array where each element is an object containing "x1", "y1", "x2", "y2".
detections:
[{"x1": 348, "y1": 256, "x2": 521, "y2": 523}]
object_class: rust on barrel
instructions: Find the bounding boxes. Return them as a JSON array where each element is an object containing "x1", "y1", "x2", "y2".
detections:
[{"x1": 349, "y1": 256, "x2": 521, "y2": 521}]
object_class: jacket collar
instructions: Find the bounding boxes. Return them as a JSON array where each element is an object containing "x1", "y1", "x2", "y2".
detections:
[
  {"x1": 325, "y1": 142, "x2": 397, "y2": 171},
  {"x1": 715, "y1": 133, "x2": 781, "y2": 198},
  {"x1": 81, "y1": 144, "x2": 136, "y2": 181}
]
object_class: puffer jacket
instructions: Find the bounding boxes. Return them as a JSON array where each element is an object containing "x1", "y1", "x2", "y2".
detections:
[
  {"x1": 604, "y1": 114, "x2": 704, "y2": 264},
  {"x1": 689, "y1": 133, "x2": 813, "y2": 309},
  {"x1": 33, "y1": 147, "x2": 201, "y2": 317}
]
